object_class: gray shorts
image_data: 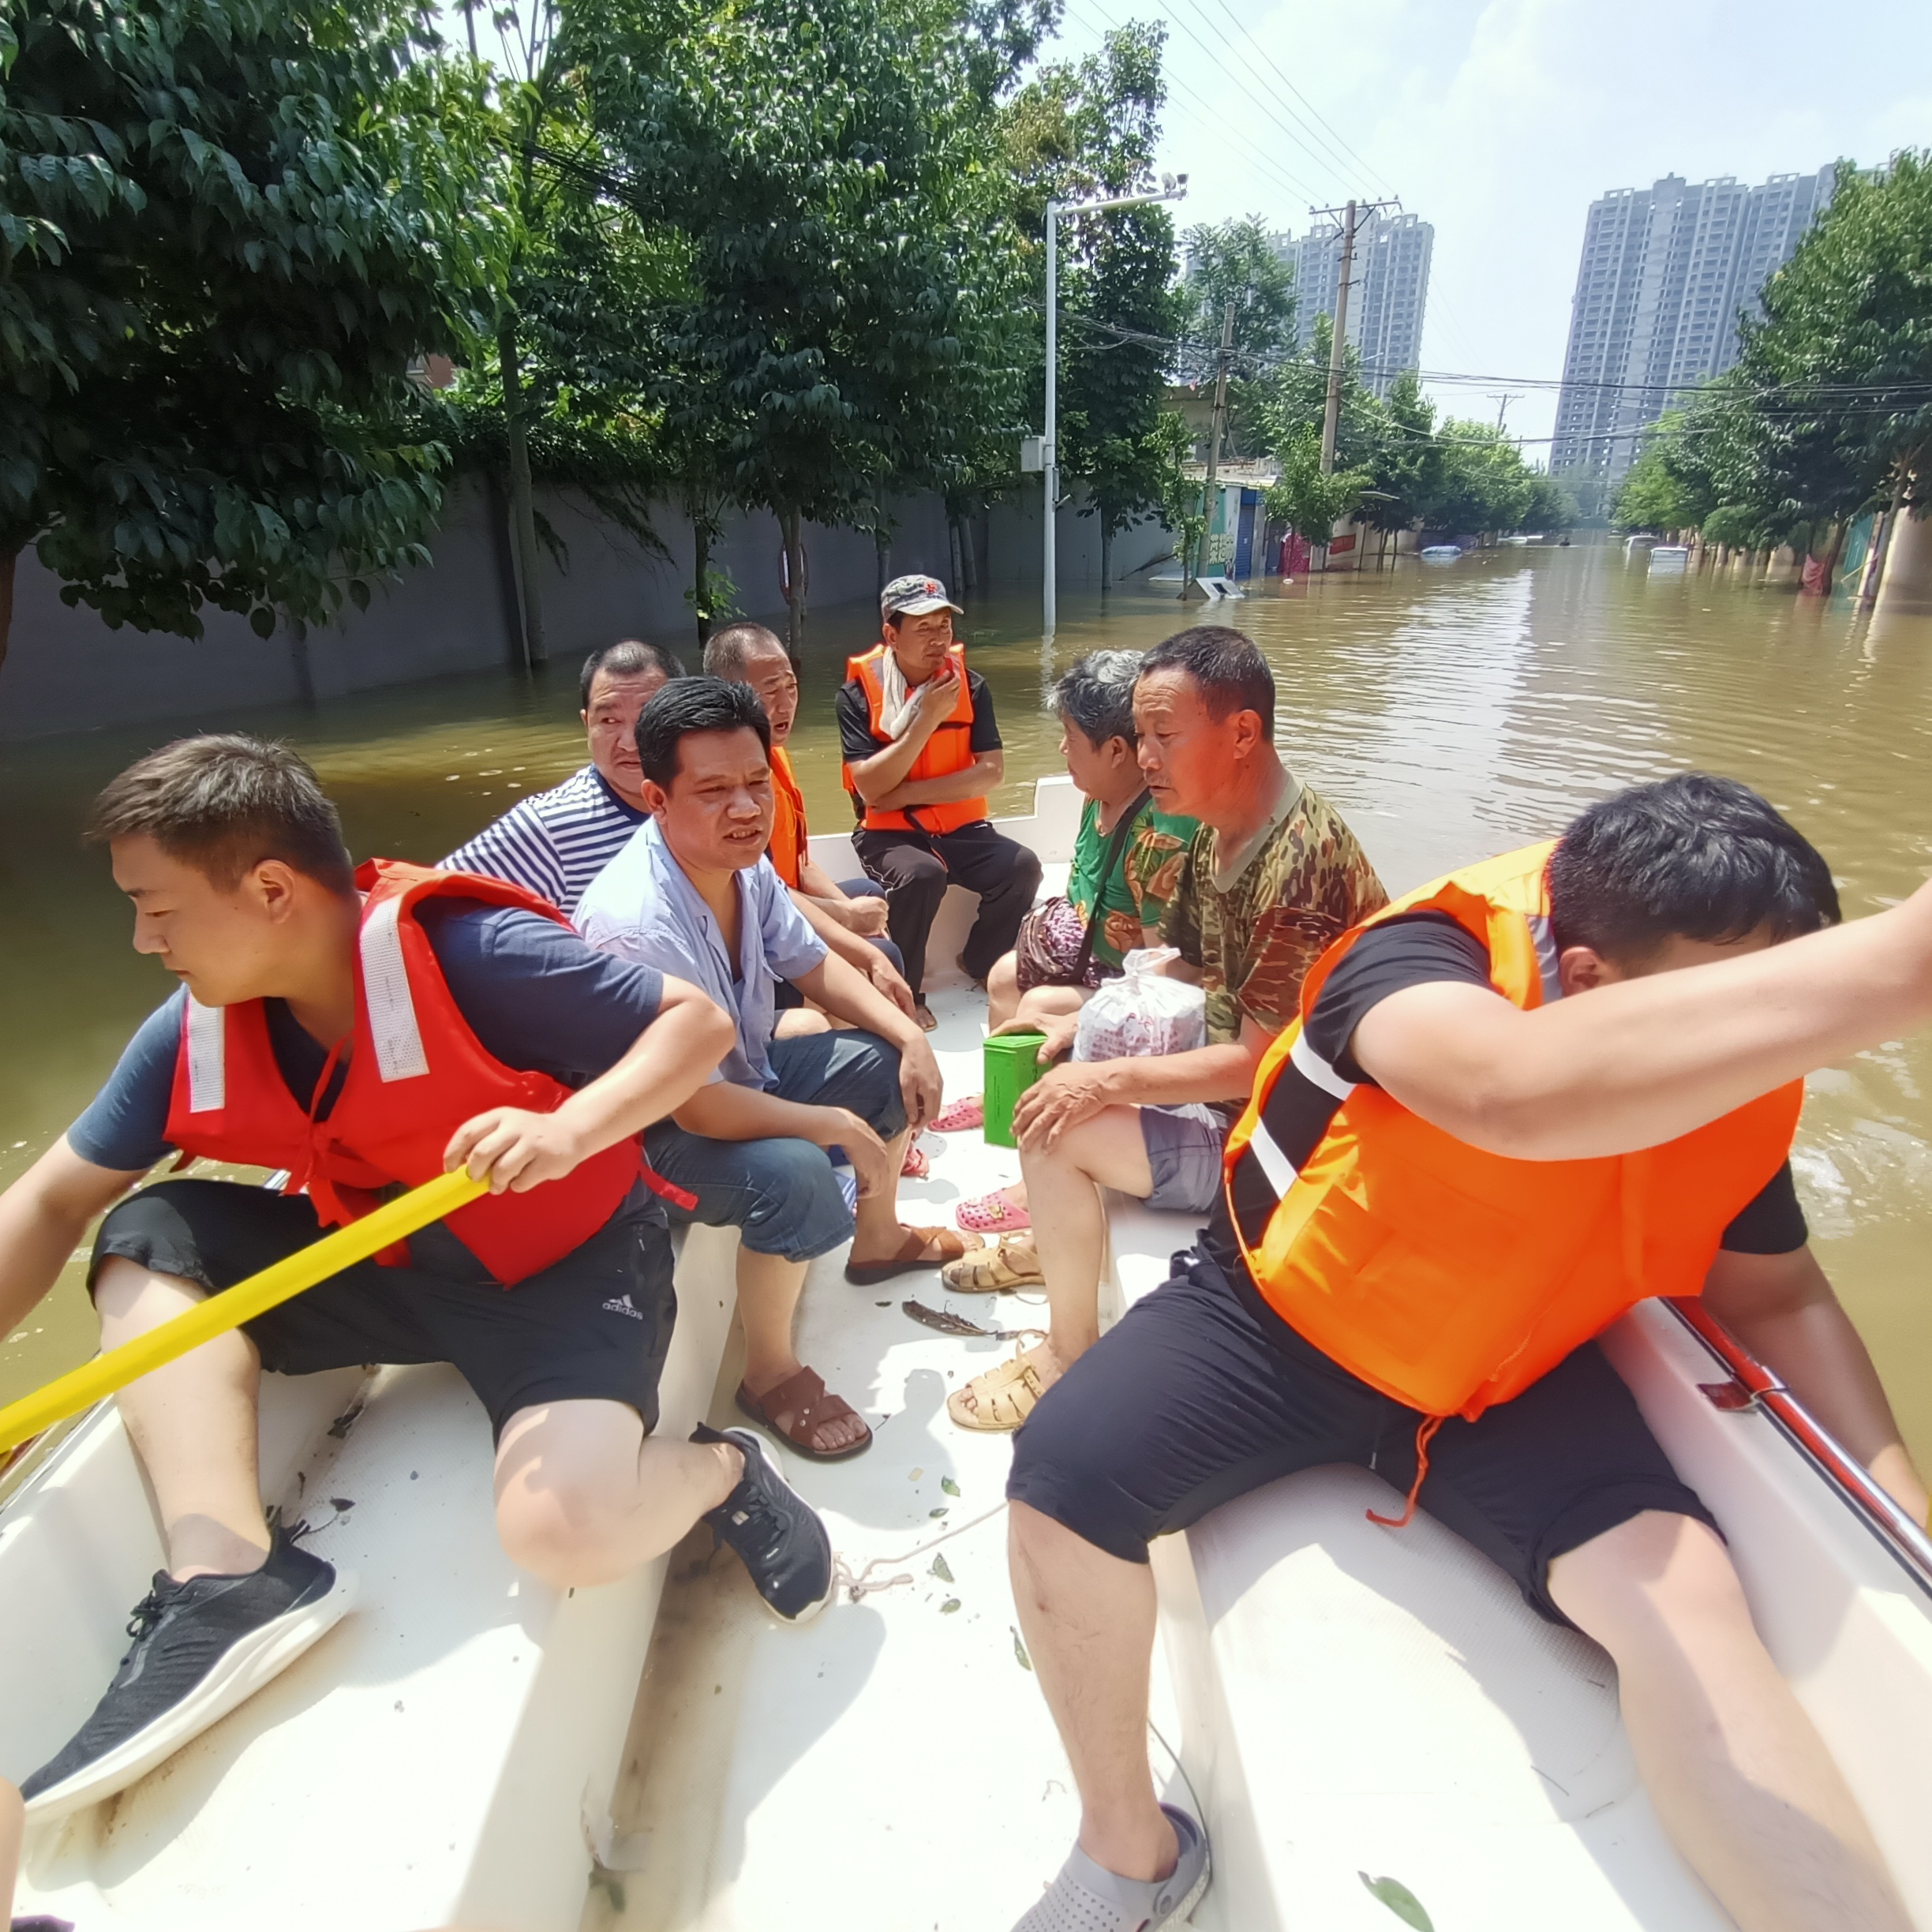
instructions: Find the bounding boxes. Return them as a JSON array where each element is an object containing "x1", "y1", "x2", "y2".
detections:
[{"x1": 1136, "y1": 1103, "x2": 1227, "y2": 1214}]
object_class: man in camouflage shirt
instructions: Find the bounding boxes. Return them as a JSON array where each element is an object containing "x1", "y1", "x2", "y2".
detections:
[{"x1": 945, "y1": 627, "x2": 1387, "y2": 1432}]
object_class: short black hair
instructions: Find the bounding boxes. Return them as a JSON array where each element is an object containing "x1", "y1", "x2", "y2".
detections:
[
  {"x1": 1054, "y1": 650, "x2": 1144, "y2": 750},
  {"x1": 1548, "y1": 773, "x2": 1840, "y2": 963},
  {"x1": 1137, "y1": 626, "x2": 1274, "y2": 737},
  {"x1": 702, "y1": 623, "x2": 788, "y2": 682},
  {"x1": 634, "y1": 676, "x2": 772, "y2": 789},
  {"x1": 84, "y1": 734, "x2": 356, "y2": 896},
  {"x1": 579, "y1": 638, "x2": 686, "y2": 709}
]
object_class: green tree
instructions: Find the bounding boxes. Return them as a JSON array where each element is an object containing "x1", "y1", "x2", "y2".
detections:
[
  {"x1": 1362, "y1": 368, "x2": 1443, "y2": 534},
  {"x1": 1149, "y1": 408, "x2": 1206, "y2": 586},
  {"x1": 583, "y1": 0, "x2": 1027, "y2": 657},
  {"x1": 1179, "y1": 215, "x2": 1296, "y2": 459},
  {"x1": 1422, "y1": 421, "x2": 1540, "y2": 537},
  {"x1": 1612, "y1": 425, "x2": 1705, "y2": 534},
  {"x1": 1264, "y1": 424, "x2": 1369, "y2": 545},
  {"x1": 0, "y1": 0, "x2": 498, "y2": 667},
  {"x1": 1700, "y1": 152, "x2": 1932, "y2": 578},
  {"x1": 1005, "y1": 22, "x2": 1179, "y2": 589}
]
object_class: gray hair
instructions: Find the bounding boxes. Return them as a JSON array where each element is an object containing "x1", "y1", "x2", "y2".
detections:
[
  {"x1": 1054, "y1": 650, "x2": 1144, "y2": 750},
  {"x1": 702, "y1": 622, "x2": 788, "y2": 682},
  {"x1": 579, "y1": 638, "x2": 686, "y2": 708}
]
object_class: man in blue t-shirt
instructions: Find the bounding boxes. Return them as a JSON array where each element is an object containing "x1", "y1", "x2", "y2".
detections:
[{"x1": 0, "y1": 733, "x2": 830, "y2": 1822}]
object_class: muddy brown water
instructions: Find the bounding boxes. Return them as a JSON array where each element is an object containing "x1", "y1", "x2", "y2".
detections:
[{"x1": 5, "y1": 543, "x2": 1930, "y2": 1466}]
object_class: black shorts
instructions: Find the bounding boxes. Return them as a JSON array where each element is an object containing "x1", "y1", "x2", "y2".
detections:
[
  {"x1": 91, "y1": 1178, "x2": 677, "y2": 1441},
  {"x1": 1006, "y1": 1246, "x2": 1717, "y2": 1624}
]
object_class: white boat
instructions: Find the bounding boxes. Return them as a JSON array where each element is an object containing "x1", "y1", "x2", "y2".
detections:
[{"x1": 6, "y1": 773, "x2": 1932, "y2": 1932}]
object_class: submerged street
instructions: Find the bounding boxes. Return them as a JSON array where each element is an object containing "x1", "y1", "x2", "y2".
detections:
[{"x1": 4, "y1": 542, "x2": 1931, "y2": 1463}]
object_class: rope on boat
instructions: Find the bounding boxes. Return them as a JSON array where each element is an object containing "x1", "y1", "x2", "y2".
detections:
[{"x1": 835, "y1": 1500, "x2": 1011, "y2": 1603}]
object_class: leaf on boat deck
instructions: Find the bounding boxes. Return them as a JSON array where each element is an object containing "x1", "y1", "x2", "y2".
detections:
[
  {"x1": 930, "y1": 1554, "x2": 954, "y2": 1582},
  {"x1": 902, "y1": 1297, "x2": 992, "y2": 1336},
  {"x1": 941, "y1": 1475, "x2": 960, "y2": 1496},
  {"x1": 1012, "y1": 1627, "x2": 1033, "y2": 1672},
  {"x1": 909, "y1": 1466, "x2": 925, "y2": 1481},
  {"x1": 1359, "y1": 1872, "x2": 1434, "y2": 1931},
  {"x1": 930, "y1": 1507, "x2": 949, "y2": 1518},
  {"x1": 941, "y1": 1598, "x2": 961, "y2": 1615}
]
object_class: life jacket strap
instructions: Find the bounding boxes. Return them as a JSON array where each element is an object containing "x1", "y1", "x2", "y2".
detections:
[{"x1": 1367, "y1": 1413, "x2": 1446, "y2": 1530}]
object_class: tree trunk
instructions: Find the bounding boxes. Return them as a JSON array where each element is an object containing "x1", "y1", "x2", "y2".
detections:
[
  {"x1": 692, "y1": 515, "x2": 713, "y2": 650},
  {"x1": 779, "y1": 507, "x2": 807, "y2": 662},
  {"x1": 874, "y1": 522, "x2": 892, "y2": 601},
  {"x1": 1099, "y1": 518, "x2": 1113, "y2": 595},
  {"x1": 0, "y1": 545, "x2": 17, "y2": 679},
  {"x1": 497, "y1": 319, "x2": 545, "y2": 666},
  {"x1": 948, "y1": 512, "x2": 965, "y2": 599}
]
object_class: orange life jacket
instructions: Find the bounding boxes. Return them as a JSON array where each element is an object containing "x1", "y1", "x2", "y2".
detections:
[
  {"x1": 841, "y1": 642, "x2": 987, "y2": 834},
  {"x1": 163, "y1": 859, "x2": 651, "y2": 1286},
  {"x1": 768, "y1": 743, "x2": 807, "y2": 889},
  {"x1": 1222, "y1": 841, "x2": 1803, "y2": 1427}
]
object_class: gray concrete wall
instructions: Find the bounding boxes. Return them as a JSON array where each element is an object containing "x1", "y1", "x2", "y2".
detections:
[{"x1": 0, "y1": 477, "x2": 1173, "y2": 742}]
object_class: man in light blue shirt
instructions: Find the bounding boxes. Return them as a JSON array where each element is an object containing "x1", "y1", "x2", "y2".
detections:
[{"x1": 576, "y1": 679, "x2": 974, "y2": 1462}]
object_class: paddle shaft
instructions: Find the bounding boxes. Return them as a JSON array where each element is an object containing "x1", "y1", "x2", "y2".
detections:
[{"x1": 0, "y1": 1168, "x2": 489, "y2": 1455}]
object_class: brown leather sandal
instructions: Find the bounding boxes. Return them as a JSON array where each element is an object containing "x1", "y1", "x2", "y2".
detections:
[
  {"x1": 843, "y1": 1224, "x2": 979, "y2": 1286},
  {"x1": 736, "y1": 1366, "x2": 873, "y2": 1461}
]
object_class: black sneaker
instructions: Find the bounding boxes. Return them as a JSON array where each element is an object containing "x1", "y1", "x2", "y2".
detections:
[
  {"x1": 21, "y1": 1526, "x2": 356, "y2": 1819},
  {"x1": 695, "y1": 1425, "x2": 834, "y2": 1623}
]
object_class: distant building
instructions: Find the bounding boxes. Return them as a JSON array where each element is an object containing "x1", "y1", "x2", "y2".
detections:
[
  {"x1": 1274, "y1": 211, "x2": 1433, "y2": 399},
  {"x1": 1551, "y1": 167, "x2": 1837, "y2": 514}
]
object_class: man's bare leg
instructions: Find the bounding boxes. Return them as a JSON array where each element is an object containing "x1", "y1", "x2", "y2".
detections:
[
  {"x1": 975, "y1": 1105, "x2": 1151, "y2": 1395},
  {"x1": 494, "y1": 1398, "x2": 744, "y2": 1586},
  {"x1": 95, "y1": 1256, "x2": 271, "y2": 1581},
  {"x1": 732, "y1": 1246, "x2": 866, "y2": 1452},
  {"x1": 1009, "y1": 1500, "x2": 1178, "y2": 1883},
  {"x1": 1551, "y1": 1511, "x2": 1908, "y2": 1932}
]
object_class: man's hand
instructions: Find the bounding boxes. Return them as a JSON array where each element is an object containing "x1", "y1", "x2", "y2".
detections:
[
  {"x1": 866, "y1": 950, "x2": 917, "y2": 1017},
  {"x1": 897, "y1": 1033, "x2": 943, "y2": 1130},
  {"x1": 1013, "y1": 1063, "x2": 1114, "y2": 1152},
  {"x1": 816, "y1": 1106, "x2": 893, "y2": 1200},
  {"x1": 445, "y1": 1108, "x2": 586, "y2": 1194},
  {"x1": 992, "y1": 1012, "x2": 1078, "y2": 1069},
  {"x1": 914, "y1": 659, "x2": 960, "y2": 724},
  {"x1": 829, "y1": 895, "x2": 891, "y2": 938}
]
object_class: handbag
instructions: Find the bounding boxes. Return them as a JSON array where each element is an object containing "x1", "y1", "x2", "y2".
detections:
[{"x1": 1013, "y1": 788, "x2": 1152, "y2": 994}]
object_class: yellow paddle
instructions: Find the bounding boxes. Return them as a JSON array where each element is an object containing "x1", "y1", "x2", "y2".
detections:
[{"x1": 0, "y1": 1168, "x2": 489, "y2": 1457}]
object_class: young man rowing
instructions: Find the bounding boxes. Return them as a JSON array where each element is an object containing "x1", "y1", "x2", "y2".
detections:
[
  {"x1": 0, "y1": 736, "x2": 833, "y2": 1821},
  {"x1": 1005, "y1": 774, "x2": 1926, "y2": 1932}
]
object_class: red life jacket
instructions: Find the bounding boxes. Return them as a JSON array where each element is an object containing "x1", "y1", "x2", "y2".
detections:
[
  {"x1": 841, "y1": 642, "x2": 987, "y2": 833},
  {"x1": 163, "y1": 859, "x2": 648, "y2": 1286}
]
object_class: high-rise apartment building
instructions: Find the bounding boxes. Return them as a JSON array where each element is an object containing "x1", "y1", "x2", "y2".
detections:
[
  {"x1": 1551, "y1": 167, "x2": 1837, "y2": 512},
  {"x1": 1276, "y1": 211, "x2": 1433, "y2": 398}
]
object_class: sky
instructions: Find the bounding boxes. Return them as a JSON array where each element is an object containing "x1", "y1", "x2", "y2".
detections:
[{"x1": 1040, "y1": 0, "x2": 1932, "y2": 448}]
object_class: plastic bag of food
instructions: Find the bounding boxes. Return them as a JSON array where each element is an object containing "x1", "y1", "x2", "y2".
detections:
[{"x1": 1073, "y1": 947, "x2": 1207, "y2": 1063}]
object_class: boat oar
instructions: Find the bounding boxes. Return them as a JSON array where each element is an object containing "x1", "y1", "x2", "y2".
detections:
[{"x1": 0, "y1": 1168, "x2": 489, "y2": 1457}]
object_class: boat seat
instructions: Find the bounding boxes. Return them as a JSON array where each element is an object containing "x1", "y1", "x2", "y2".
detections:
[{"x1": 2, "y1": 1222, "x2": 743, "y2": 1932}]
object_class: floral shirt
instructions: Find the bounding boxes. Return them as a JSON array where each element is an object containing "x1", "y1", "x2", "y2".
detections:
[
  {"x1": 1067, "y1": 795, "x2": 1198, "y2": 973},
  {"x1": 1162, "y1": 777, "x2": 1388, "y2": 1045}
]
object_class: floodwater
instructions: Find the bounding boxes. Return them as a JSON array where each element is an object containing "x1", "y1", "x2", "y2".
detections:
[{"x1": 4, "y1": 543, "x2": 1931, "y2": 1466}]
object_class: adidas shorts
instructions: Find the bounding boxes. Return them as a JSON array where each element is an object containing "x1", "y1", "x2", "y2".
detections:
[{"x1": 92, "y1": 1177, "x2": 677, "y2": 1440}]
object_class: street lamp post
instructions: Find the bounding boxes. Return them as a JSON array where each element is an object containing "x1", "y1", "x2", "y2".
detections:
[{"x1": 1041, "y1": 177, "x2": 1187, "y2": 638}]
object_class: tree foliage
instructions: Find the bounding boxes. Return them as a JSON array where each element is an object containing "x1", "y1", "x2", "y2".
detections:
[{"x1": 0, "y1": 0, "x2": 500, "y2": 660}]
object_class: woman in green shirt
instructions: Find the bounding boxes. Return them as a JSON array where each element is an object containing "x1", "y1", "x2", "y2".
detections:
[{"x1": 935, "y1": 653, "x2": 1196, "y2": 1236}]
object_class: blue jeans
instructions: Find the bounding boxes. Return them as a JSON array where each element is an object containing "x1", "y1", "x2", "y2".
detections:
[{"x1": 643, "y1": 1030, "x2": 907, "y2": 1262}]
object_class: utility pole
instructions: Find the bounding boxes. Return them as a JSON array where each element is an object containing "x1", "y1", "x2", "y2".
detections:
[
  {"x1": 1188, "y1": 298, "x2": 1236, "y2": 599},
  {"x1": 1039, "y1": 176, "x2": 1188, "y2": 638},
  {"x1": 1488, "y1": 391, "x2": 1522, "y2": 433},
  {"x1": 1309, "y1": 197, "x2": 1400, "y2": 474}
]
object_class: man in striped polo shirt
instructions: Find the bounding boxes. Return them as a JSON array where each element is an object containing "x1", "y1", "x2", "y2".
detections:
[{"x1": 444, "y1": 638, "x2": 684, "y2": 914}]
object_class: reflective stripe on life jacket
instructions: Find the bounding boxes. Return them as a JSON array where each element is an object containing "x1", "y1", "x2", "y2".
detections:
[
  {"x1": 1222, "y1": 841, "x2": 1804, "y2": 1424},
  {"x1": 163, "y1": 858, "x2": 650, "y2": 1286},
  {"x1": 841, "y1": 643, "x2": 987, "y2": 834},
  {"x1": 768, "y1": 743, "x2": 807, "y2": 889}
]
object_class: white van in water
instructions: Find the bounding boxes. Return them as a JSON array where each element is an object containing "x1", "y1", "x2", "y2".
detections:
[
  {"x1": 1649, "y1": 545, "x2": 1691, "y2": 571},
  {"x1": 5, "y1": 774, "x2": 1931, "y2": 1932}
]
